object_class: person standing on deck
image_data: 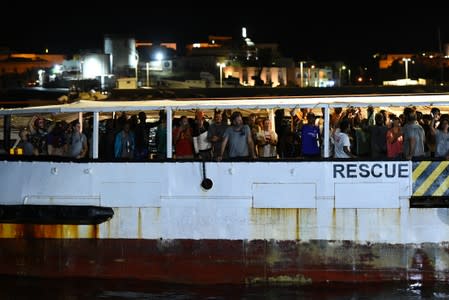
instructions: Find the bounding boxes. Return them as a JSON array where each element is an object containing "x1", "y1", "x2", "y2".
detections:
[
  {"x1": 256, "y1": 118, "x2": 278, "y2": 158},
  {"x1": 403, "y1": 109, "x2": 425, "y2": 160},
  {"x1": 17, "y1": 128, "x2": 35, "y2": 156},
  {"x1": 207, "y1": 110, "x2": 228, "y2": 160},
  {"x1": 29, "y1": 116, "x2": 48, "y2": 155},
  {"x1": 247, "y1": 113, "x2": 261, "y2": 154},
  {"x1": 386, "y1": 115, "x2": 403, "y2": 159},
  {"x1": 114, "y1": 121, "x2": 135, "y2": 159},
  {"x1": 134, "y1": 111, "x2": 150, "y2": 160},
  {"x1": 192, "y1": 111, "x2": 212, "y2": 160},
  {"x1": 155, "y1": 111, "x2": 167, "y2": 159},
  {"x1": 334, "y1": 119, "x2": 356, "y2": 159},
  {"x1": 300, "y1": 112, "x2": 321, "y2": 158},
  {"x1": 135, "y1": 111, "x2": 161, "y2": 160},
  {"x1": 69, "y1": 121, "x2": 88, "y2": 159},
  {"x1": 173, "y1": 116, "x2": 194, "y2": 159},
  {"x1": 368, "y1": 113, "x2": 388, "y2": 159},
  {"x1": 218, "y1": 111, "x2": 256, "y2": 161},
  {"x1": 429, "y1": 113, "x2": 449, "y2": 160}
]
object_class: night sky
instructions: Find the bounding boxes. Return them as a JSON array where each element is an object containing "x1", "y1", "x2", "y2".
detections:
[{"x1": 1, "y1": 3, "x2": 448, "y2": 64}]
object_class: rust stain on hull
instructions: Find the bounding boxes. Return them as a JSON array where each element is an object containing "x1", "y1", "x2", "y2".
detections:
[
  {"x1": 250, "y1": 208, "x2": 306, "y2": 240},
  {"x1": 86, "y1": 224, "x2": 99, "y2": 239},
  {"x1": 137, "y1": 208, "x2": 142, "y2": 239},
  {"x1": 0, "y1": 239, "x2": 447, "y2": 285},
  {"x1": 0, "y1": 224, "x2": 98, "y2": 239},
  {"x1": 295, "y1": 209, "x2": 300, "y2": 241}
]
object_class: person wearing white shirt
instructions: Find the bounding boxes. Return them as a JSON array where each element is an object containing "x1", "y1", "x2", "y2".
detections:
[{"x1": 334, "y1": 119, "x2": 356, "y2": 159}]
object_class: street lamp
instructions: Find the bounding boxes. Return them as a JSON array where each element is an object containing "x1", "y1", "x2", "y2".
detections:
[
  {"x1": 38, "y1": 69, "x2": 45, "y2": 87},
  {"x1": 146, "y1": 62, "x2": 150, "y2": 87},
  {"x1": 153, "y1": 52, "x2": 164, "y2": 86},
  {"x1": 402, "y1": 58, "x2": 411, "y2": 80},
  {"x1": 310, "y1": 65, "x2": 316, "y2": 87},
  {"x1": 339, "y1": 65, "x2": 346, "y2": 86},
  {"x1": 216, "y1": 62, "x2": 225, "y2": 87},
  {"x1": 307, "y1": 65, "x2": 315, "y2": 87},
  {"x1": 299, "y1": 61, "x2": 306, "y2": 88},
  {"x1": 134, "y1": 53, "x2": 139, "y2": 87},
  {"x1": 155, "y1": 52, "x2": 163, "y2": 62}
]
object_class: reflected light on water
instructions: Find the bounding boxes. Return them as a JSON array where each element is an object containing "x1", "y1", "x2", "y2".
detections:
[{"x1": 1, "y1": 276, "x2": 449, "y2": 299}]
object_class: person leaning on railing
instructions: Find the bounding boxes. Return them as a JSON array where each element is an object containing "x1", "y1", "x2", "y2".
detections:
[
  {"x1": 402, "y1": 108, "x2": 425, "y2": 160},
  {"x1": 69, "y1": 121, "x2": 88, "y2": 159},
  {"x1": 218, "y1": 111, "x2": 256, "y2": 161},
  {"x1": 334, "y1": 119, "x2": 356, "y2": 159},
  {"x1": 429, "y1": 112, "x2": 449, "y2": 160}
]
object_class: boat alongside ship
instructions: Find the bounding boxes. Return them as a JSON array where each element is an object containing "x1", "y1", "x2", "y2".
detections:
[{"x1": 1, "y1": 94, "x2": 449, "y2": 284}]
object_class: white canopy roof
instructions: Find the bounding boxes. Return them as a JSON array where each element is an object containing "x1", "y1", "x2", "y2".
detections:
[{"x1": 1, "y1": 93, "x2": 449, "y2": 115}]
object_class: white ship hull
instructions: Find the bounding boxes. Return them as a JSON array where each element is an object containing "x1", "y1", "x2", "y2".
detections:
[{"x1": 1, "y1": 160, "x2": 448, "y2": 283}]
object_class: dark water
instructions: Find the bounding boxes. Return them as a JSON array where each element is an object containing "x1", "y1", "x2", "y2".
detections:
[{"x1": 1, "y1": 277, "x2": 449, "y2": 299}]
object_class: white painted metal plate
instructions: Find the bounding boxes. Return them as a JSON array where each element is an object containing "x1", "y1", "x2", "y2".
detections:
[
  {"x1": 252, "y1": 183, "x2": 316, "y2": 208},
  {"x1": 101, "y1": 182, "x2": 161, "y2": 207},
  {"x1": 335, "y1": 183, "x2": 399, "y2": 208}
]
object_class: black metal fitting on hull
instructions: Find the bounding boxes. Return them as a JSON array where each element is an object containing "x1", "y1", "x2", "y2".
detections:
[
  {"x1": 0, "y1": 205, "x2": 114, "y2": 225},
  {"x1": 410, "y1": 197, "x2": 449, "y2": 208}
]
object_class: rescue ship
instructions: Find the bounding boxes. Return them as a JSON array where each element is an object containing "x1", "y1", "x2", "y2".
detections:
[{"x1": 0, "y1": 93, "x2": 448, "y2": 284}]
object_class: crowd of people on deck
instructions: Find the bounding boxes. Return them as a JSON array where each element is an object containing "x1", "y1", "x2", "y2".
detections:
[
  {"x1": 329, "y1": 106, "x2": 449, "y2": 160},
  {"x1": 9, "y1": 105, "x2": 449, "y2": 161}
]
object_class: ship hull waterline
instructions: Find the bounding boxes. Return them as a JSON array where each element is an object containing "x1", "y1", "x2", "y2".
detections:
[{"x1": 0, "y1": 237, "x2": 446, "y2": 284}]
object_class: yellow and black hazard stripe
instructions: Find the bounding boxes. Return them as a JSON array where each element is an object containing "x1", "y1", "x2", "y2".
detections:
[
  {"x1": 411, "y1": 161, "x2": 449, "y2": 207},
  {"x1": 413, "y1": 161, "x2": 449, "y2": 196}
]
